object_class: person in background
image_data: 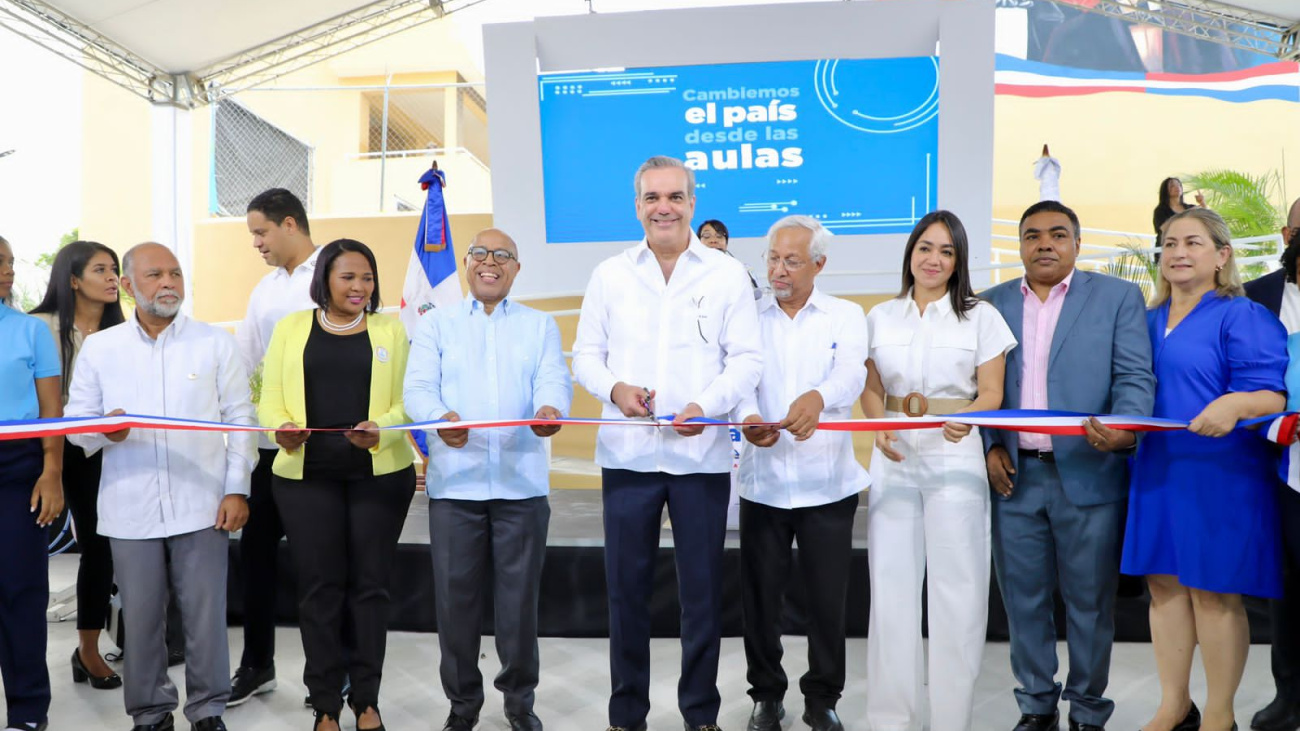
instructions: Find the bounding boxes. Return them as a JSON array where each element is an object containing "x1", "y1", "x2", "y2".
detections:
[
  {"x1": 405, "y1": 228, "x2": 572, "y2": 731},
  {"x1": 1124, "y1": 208, "x2": 1287, "y2": 731},
  {"x1": 66, "y1": 242, "x2": 254, "y2": 731},
  {"x1": 1152, "y1": 177, "x2": 1205, "y2": 238},
  {"x1": 1244, "y1": 196, "x2": 1300, "y2": 731},
  {"x1": 0, "y1": 233, "x2": 64, "y2": 731},
  {"x1": 28, "y1": 240, "x2": 126, "y2": 691},
  {"x1": 861, "y1": 210, "x2": 1016, "y2": 731},
  {"x1": 259, "y1": 238, "x2": 415, "y2": 731},
  {"x1": 737, "y1": 215, "x2": 868, "y2": 731},
  {"x1": 230, "y1": 187, "x2": 321, "y2": 707},
  {"x1": 699, "y1": 219, "x2": 761, "y2": 297}
]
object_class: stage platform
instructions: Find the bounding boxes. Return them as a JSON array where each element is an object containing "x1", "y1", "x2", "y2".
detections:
[{"x1": 226, "y1": 487, "x2": 1275, "y2": 642}]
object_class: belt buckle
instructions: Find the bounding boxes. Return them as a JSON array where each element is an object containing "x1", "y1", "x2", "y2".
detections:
[{"x1": 901, "y1": 392, "x2": 928, "y2": 418}]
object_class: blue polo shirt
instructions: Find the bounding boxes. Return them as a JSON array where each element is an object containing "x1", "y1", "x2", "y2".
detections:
[{"x1": 0, "y1": 304, "x2": 60, "y2": 421}]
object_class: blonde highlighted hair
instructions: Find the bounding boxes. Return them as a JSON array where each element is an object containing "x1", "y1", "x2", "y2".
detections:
[{"x1": 1151, "y1": 207, "x2": 1243, "y2": 307}]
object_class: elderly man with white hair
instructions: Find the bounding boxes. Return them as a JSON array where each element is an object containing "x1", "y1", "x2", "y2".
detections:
[
  {"x1": 66, "y1": 242, "x2": 256, "y2": 731},
  {"x1": 735, "y1": 216, "x2": 869, "y2": 731}
]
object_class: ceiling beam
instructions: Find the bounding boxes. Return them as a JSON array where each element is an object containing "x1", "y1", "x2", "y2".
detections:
[{"x1": 1074, "y1": 0, "x2": 1296, "y2": 60}]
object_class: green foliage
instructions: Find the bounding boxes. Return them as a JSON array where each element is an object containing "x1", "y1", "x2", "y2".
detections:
[
  {"x1": 1104, "y1": 239, "x2": 1158, "y2": 301},
  {"x1": 249, "y1": 363, "x2": 263, "y2": 405},
  {"x1": 1182, "y1": 169, "x2": 1284, "y2": 281}
]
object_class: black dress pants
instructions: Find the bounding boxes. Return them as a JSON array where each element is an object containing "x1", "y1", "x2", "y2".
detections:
[
  {"x1": 62, "y1": 440, "x2": 113, "y2": 631},
  {"x1": 602, "y1": 468, "x2": 730, "y2": 729},
  {"x1": 0, "y1": 439, "x2": 51, "y2": 726},
  {"x1": 740, "y1": 493, "x2": 858, "y2": 710},
  {"x1": 237, "y1": 448, "x2": 283, "y2": 670},
  {"x1": 273, "y1": 466, "x2": 414, "y2": 714},
  {"x1": 1269, "y1": 483, "x2": 1300, "y2": 703}
]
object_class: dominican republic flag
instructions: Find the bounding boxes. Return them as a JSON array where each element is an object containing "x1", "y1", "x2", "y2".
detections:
[{"x1": 399, "y1": 166, "x2": 462, "y2": 336}]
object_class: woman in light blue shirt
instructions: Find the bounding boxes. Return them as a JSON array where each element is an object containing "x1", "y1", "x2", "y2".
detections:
[{"x1": 0, "y1": 234, "x2": 65, "y2": 731}]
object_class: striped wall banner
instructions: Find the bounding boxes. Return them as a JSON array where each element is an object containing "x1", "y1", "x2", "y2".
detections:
[{"x1": 995, "y1": 54, "x2": 1300, "y2": 103}]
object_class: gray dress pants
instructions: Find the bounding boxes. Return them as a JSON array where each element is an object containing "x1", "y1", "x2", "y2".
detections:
[{"x1": 110, "y1": 528, "x2": 231, "y2": 725}]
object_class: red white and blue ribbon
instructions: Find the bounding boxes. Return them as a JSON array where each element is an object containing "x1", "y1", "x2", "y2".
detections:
[{"x1": 0, "y1": 409, "x2": 1197, "y2": 442}]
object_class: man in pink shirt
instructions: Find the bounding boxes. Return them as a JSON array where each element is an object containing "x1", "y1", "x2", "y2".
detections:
[{"x1": 981, "y1": 201, "x2": 1155, "y2": 731}]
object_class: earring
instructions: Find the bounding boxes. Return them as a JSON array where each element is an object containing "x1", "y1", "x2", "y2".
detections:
[{"x1": 1216, "y1": 265, "x2": 1223, "y2": 272}]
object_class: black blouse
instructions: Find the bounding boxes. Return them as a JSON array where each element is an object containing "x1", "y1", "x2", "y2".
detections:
[{"x1": 302, "y1": 312, "x2": 373, "y2": 480}]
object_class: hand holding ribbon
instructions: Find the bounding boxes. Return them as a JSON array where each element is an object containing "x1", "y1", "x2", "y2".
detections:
[
  {"x1": 531, "y1": 406, "x2": 564, "y2": 438},
  {"x1": 742, "y1": 414, "x2": 780, "y2": 448},
  {"x1": 437, "y1": 412, "x2": 469, "y2": 449}
]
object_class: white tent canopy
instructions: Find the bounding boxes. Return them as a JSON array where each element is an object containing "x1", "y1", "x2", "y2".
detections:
[{"x1": 0, "y1": 0, "x2": 471, "y2": 107}]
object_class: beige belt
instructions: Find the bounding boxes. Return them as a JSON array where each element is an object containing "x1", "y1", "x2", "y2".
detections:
[{"x1": 885, "y1": 392, "x2": 974, "y2": 417}]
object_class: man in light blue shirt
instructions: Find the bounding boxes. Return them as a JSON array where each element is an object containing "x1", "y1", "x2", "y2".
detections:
[{"x1": 404, "y1": 228, "x2": 572, "y2": 731}]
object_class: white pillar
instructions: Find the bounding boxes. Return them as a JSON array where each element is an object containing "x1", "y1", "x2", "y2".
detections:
[{"x1": 150, "y1": 103, "x2": 194, "y2": 313}]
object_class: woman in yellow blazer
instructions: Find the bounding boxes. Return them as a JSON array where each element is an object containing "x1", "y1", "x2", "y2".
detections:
[{"x1": 259, "y1": 238, "x2": 414, "y2": 731}]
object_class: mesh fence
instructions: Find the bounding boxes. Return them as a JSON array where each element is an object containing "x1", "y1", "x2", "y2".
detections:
[
  {"x1": 211, "y1": 99, "x2": 312, "y2": 216},
  {"x1": 211, "y1": 82, "x2": 490, "y2": 218}
]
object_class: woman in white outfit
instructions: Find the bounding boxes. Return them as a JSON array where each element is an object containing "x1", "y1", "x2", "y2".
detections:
[{"x1": 861, "y1": 210, "x2": 1016, "y2": 731}]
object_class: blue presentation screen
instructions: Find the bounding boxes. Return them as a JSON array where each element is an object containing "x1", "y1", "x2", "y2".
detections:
[{"x1": 537, "y1": 56, "x2": 939, "y2": 243}]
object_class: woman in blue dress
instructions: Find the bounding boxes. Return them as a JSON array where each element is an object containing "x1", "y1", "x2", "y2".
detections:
[{"x1": 1123, "y1": 208, "x2": 1287, "y2": 731}]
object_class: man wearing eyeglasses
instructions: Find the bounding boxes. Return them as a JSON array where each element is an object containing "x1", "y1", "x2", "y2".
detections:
[
  {"x1": 736, "y1": 216, "x2": 868, "y2": 731},
  {"x1": 404, "y1": 228, "x2": 573, "y2": 731},
  {"x1": 572, "y1": 155, "x2": 763, "y2": 731}
]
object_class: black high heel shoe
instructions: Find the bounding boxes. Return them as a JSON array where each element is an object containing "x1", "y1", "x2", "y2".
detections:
[
  {"x1": 71, "y1": 648, "x2": 122, "y2": 689},
  {"x1": 312, "y1": 710, "x2": 338, "y2": 731},
  {"x1": 1172, "y1": 702, "x2": 1202, "y2": 731},
  {"x1": 350, "y1": 702, "x2": 387, "y2": 731}
]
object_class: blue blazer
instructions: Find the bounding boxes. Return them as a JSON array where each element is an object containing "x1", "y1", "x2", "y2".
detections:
[
  {"x1": 1244, "y1": 268, "x2": 1285, "y2": 317},
  {"x1": 981, "y1": 270, "x2": 1156, "y2": 506}
]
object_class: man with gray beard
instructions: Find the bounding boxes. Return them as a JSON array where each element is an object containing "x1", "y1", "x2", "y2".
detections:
[{"x1": 66, "y1": 243, "x2": 256, "y2": 731}]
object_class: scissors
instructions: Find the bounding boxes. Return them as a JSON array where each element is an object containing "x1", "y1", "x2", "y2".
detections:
[{"x1": 639, "y1": 386, "x2": 658, "y2": 423}]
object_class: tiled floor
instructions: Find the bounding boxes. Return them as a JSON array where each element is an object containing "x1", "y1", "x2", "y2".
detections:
[{"x1": 14, "y1": 559, "x2": 1278, "y2": 731}]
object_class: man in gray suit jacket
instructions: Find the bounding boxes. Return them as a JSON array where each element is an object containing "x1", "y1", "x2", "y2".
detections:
[{"x1": 982, "y1": 201, "x2": 1155, "y2": 731}]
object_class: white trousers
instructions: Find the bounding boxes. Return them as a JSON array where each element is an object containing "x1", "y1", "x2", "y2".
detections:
[{"x1": 865, "y1": 467, "x2": 990, "y2": 731}]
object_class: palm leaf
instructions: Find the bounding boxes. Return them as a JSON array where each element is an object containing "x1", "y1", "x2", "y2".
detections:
[
  {"x1": 1103, "y1": 239, "x2": 1156, "y2": 302},
  {"x1": 1182, "y1": 168, "x2": 1283, "y2": 243}
]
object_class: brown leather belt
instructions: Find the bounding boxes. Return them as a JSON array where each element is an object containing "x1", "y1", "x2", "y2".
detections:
[{"x1": 884, "y1": 392, "x2": 974, "y2": 417}]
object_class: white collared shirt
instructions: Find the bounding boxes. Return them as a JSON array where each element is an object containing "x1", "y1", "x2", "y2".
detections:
[
  {"x1": 234, "y1": 247, "x2": 319, "y2": 450},
  {"x1": 735, "y1": 289, "x2": 870, "y2": 509},
  {"x1": 1281, "y1": 281, "x2": 1300, "y2": 334},
  {"x1": 66, "y1": 313, "x2": 257, "y2": 540},
  {"x1": 867, "y1": 294, "x2": 1016, "y2": 462},
  {"x1": 572, "y1": 235, "x2": 763, "y2": 475}
]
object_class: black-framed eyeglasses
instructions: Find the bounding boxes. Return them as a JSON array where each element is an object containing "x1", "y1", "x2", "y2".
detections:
[{"x1": 468, "y1": 246, "x2": 518, "y2": 264}]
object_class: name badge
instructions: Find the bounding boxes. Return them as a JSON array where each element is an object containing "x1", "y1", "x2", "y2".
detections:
[{"x1": 376, "y1": 346, "x2": 390, "y2": 363}]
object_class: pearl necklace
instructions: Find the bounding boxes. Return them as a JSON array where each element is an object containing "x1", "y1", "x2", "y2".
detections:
[{"x1": 319, "y1": 309, "x2": 364, "y2": 333}]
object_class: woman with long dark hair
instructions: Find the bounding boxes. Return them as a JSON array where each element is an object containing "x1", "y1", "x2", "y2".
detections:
[
  {"x1": 259, "y1": 238, "x2": 414, "y2": 731},
  {"x1": 29, "y1": 240, "x2": 125, "y2": 690},
  {"x1": 1153, "y1": 177, "x2": 1205, "y2": 238},
  {"x1": 859, "y1": 210, "x2": 1016, "y2": 731}
]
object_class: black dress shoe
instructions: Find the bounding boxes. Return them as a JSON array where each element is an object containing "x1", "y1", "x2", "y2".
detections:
[
  {"x1": 605, "y1": 725, "x2": 647, "y2": 731},
  {"x1": 803, "y1": 707, "x2": 844, "y2": 731},
  {"x1": 1014, "y1": 710, "x2": 1060, "y2": 731},
  {"x1": 229, "y1": 664, "x2": 276, "y2": 707},
  {"x1": 72, "y1": 647, "x2": 123, "y2": 689},
  {"x1": 1253, "y1": 696, "x2": 1300, "y2": 731},
  {"x1": 1172, "y1": 702, "x2": 1202, "y2": 731},
  {"x1": 507, "y1": 712, "x2": 544, "y2": 731},
  {"x1": 1068, "y1": 719, "x2": 1105, "y2": 731},
  {"x1": 747, "y1": 700, "x2": 784, "y2": 731},
  {"x1": 443, "y1": 712, "x2": 478, "y2": 731},
  {"x1": 191, "y1": 718, "x2": 226, "y2": 731},
  {"x1": 130, "y1": 713, "x2": 175, "y2": 731}
]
